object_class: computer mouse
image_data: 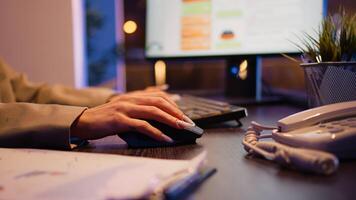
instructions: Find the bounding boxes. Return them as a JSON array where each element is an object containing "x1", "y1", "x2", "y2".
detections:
[{"x1": 119, "y1": 120, "x2": 204, "y2": 148}]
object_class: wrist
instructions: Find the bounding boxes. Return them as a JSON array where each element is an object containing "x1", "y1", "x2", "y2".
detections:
[{"x1": 70, "y1": 109, "x2": 89, "y2": 140}]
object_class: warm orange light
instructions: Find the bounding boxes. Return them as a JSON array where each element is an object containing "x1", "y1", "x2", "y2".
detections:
[
  {"x1": 238, "y1": 60, "x2": 248, "y2": 80},
  {"x1": 154, "y1": 60, "x2": 166, "y2": 86},
  {"x1": 123, "y1": 20, "x2": 137, "y2": 34}
]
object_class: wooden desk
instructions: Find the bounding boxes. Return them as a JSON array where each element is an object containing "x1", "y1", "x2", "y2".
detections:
[{"x1": 77, "y1": 104, "x2": 356, "y2": 200}]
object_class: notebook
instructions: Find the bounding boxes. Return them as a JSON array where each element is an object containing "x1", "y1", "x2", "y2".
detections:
[{"x1": 0, "y1": 148, "x2": 207, "y2": 200}]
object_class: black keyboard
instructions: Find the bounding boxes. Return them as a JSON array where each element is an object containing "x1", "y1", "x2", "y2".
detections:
[{"x1": 176, "y1": 95, "x2": 247, "y2": 126}]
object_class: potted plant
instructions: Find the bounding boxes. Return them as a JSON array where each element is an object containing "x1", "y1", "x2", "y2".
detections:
[{"x1": 296, "y1": 9, "x2": 356, "y2": 108}]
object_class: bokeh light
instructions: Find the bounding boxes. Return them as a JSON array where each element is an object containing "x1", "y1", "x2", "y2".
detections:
[
  {"x1": 123, "y1": 20, "x2": 137, "y2": 34},
  {"x1": 154, "y1": 60, "x2": 166, "y2": 86}
]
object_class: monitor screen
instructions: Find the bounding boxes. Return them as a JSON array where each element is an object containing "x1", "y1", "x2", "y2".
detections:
[{"x1": 146, "y1": 0, "x2": 325, "y2": 58}]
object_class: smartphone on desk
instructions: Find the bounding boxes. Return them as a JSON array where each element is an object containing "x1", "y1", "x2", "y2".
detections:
[{"x1": 272, "y1": 100, "x2": 356, "y2": 158}]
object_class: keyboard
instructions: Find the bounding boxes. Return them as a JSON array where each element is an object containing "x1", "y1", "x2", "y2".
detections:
[{"x1": 176, "y1": 95, "x2": 247, "y2": 126}]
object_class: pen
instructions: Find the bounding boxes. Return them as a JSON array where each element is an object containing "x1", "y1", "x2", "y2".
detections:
[{"x1": 164, "y1": 167, "x2": 217, "y2": 200}]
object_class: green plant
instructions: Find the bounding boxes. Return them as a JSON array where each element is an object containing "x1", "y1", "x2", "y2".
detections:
[{"x1": 297, "y1": 9, "x2": 356, "y2": 62}]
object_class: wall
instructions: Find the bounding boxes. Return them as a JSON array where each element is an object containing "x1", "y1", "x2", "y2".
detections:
[{"x1": 0, "y1": 0, "x2": 84, "y2": 87}]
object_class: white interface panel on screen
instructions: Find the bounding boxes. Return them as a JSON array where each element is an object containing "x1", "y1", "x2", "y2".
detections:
[{"x1": 146, "y1": 0, "x2": 324, "y2": 58}]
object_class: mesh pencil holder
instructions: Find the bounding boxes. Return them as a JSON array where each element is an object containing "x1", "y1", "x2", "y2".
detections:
[{"x1": 301, "y1": 62, "x2": 356, "y2": 108}]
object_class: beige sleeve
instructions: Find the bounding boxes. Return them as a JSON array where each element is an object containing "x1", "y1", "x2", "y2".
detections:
[
  {"x1": 11, "y1": 74, "x2": 116, "y2": 108},
  {"x1": 0, "y1": 103, "x2": 87, "y2": 150},
  {"x1": 0, "y1": 58, "x2": 116, "y2": 107}
]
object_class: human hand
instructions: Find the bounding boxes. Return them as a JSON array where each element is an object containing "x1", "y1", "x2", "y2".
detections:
[
  {"x1": 110, "y1": 85, "x2": 179, "y2": 106},
  {"x1": 144, "y1": 84, "x2": 169, "y2": 92},
  {"x1": 70, "y1": 91, "x2": 194, "y2": 142}
]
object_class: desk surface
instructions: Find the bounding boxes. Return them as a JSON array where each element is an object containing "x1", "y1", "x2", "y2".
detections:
[{"x1": 77, "y1": 104, "x2": 356, "y2": 200}]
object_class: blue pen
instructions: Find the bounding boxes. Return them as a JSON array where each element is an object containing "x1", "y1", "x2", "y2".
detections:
[{"x1": 164, "y1": 167, "x2": 217, "y2": 200}]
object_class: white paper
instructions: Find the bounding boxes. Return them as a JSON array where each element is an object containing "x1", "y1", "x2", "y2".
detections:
[{"x1": 0, "y1": 148, "x2": 206, "y2": 200}]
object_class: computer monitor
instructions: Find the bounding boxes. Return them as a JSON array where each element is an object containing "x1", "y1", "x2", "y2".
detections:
[{"x1": 145, "y1": 0, "x2": 326, "y2": 99}]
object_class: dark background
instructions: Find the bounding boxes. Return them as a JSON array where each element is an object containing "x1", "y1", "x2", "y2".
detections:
[{"x1": 89, "y1": 0, "x2": 356, "y2": 96}]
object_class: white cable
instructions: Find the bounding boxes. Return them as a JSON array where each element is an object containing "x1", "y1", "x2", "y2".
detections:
[
  {"x1": 242, "y1": 139, "x2": 275, "y2": 160},
  {"x1": 242, "y1": 121, "x2": 339, "y2": 175}
]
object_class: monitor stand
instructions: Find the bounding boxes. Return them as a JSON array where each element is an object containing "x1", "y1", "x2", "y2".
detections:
[{"x1": 225, "y1": 56, "x2": 262, "y2": 102}]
